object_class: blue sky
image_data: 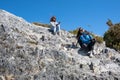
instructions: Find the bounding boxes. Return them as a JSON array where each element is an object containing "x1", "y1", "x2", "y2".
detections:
[{"x1": 0, "y1": 0, "x2": 120, "y2": 36}]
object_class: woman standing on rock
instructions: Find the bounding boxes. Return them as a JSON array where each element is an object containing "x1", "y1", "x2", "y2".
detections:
[{"x1": 50, "y1": 16, "x2": 60, "y2": 35}]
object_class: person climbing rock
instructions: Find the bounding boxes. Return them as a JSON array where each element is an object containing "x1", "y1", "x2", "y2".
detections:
[{"x1": 50, "y1": 16, "x2": 61, "y2": 35}]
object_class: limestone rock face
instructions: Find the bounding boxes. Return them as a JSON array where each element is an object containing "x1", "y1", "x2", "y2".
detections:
[{"x1": 0, "y1": 10, "x2": 120, "y2": 80}]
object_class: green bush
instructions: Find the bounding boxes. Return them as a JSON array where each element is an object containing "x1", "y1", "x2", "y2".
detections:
[
  {"x1": 69, "y1": 29, "x2": 78, "y2": 35},
  {"x1": 104, "y1": 20, "x2": 120, "y2": 51},
  {"x1": 94, "y1": 35, "x2": 103, "y2": 43}
]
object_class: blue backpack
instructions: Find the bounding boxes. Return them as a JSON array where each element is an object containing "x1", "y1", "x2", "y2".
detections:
[{"x1": 80, "y1": 33, "x2": 93, "y2": 44}]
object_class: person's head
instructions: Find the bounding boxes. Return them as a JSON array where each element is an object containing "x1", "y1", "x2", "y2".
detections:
[
  {"x1": 78, "y1": 27, "x2": 84, "y2": 34},
  {"x1": 76, "y1": 27, "x2": 84, "y2": 39},
  {"x1": 50, "y1": 16, "x2": 56, "y2": 22}
]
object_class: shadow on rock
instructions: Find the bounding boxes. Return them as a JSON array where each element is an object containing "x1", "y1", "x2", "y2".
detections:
[{"x1": 77, "y1": 48, "x2": 89, "y2": 56}]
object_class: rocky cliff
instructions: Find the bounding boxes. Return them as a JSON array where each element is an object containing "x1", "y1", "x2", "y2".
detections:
[{"x1": 0, "y1": 10, "x2": 120, "y2": 80}]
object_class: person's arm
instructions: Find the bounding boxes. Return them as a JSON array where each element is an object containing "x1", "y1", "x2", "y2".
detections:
[
  {"x1": 80, "y1": 35, "x2": 88, "y2": 47},
  {"x1": 56, "y1": 22, "x2": 60, "y2": 26},
  {"x1": 80, "y1": 35, "x2": 86, "y2": 43}
]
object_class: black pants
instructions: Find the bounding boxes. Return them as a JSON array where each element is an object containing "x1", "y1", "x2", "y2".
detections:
[{"x1": 87, "y1": 39, "x2": 96, "y2": 51}]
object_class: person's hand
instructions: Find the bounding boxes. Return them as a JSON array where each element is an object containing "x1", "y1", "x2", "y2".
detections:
[
  {"x1": 56, "y1": 24, "x2": 58, "y2": 26},
  {"x1": 83, "y1": 43, "x2": 87, "y2": 47},
  {"x1": 56, "y1": 22, "x2": 60, "y2": 26},
  {"x1": 58, "y1": 22, "x2": 60, "y2": 24}
]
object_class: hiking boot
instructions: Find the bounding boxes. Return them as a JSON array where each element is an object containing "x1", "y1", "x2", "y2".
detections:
[
  {"x1": 89, "y1": 53, "x2": 94, "y2": 58},
  {"x1": 88, "y1": 51, "x2": 94, "y2": 58},
  {"x1": 52, "y1": 32, "x2": 56, "y2": 35}
]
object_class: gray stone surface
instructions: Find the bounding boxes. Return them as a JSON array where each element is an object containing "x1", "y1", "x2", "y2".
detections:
[{"x1": 0, "y1": 9, "x2": 120, "y2": 80}]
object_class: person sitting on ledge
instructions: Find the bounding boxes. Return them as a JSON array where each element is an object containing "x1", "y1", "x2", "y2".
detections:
[{"x1": 50, "y1": 16, "x2": 61, "y2": 35}]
